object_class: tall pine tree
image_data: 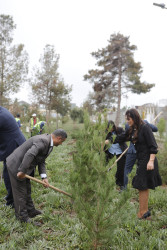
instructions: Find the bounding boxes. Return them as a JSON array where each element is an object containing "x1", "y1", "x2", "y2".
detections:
[{"x1": 84, "y1": 33, "x2": 154, "y2": 125}]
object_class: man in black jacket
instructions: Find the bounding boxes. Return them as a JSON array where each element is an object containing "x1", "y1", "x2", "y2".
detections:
[{"x1": 0, "y1": 106, "x2": 26, "y2": 207}]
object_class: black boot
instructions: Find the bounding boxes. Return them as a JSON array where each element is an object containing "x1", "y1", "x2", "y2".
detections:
[{"x1": 28, "y1": 209, "x2": 42, "y2": 218}]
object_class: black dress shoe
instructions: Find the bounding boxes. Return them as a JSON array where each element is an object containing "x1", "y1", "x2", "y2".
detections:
[
  {"x1": 140, "y1": 210, "x2": 151, "y2": 220},
  {"x1": 28, "y1": 209, "x2": 42, "y2": 218}
]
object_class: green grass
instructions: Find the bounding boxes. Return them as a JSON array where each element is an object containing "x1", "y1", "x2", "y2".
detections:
[{"x1": 1, "y1": 125, "x2": 167, "y2": 249}]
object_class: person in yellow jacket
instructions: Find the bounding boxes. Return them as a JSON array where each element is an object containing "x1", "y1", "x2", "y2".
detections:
[
  {"x1": 29, "y1": 114, "x2": 39, "y2": 137},
  {"x1": 31, "y1": 121, "x2": 45, "y2": 137}
]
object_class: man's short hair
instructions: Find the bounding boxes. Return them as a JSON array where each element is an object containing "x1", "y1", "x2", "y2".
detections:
[{"x1": 52, "y1": 129, "x2": 67, "y2": 139}]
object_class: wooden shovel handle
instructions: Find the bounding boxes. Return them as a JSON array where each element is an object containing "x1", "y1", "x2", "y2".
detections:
[
  {"x1": 107, "y1": 147, "x2": 129, "y2": 172},
  {"x1": 25, "y1": 174, "x2": 72, "y2": 197}
]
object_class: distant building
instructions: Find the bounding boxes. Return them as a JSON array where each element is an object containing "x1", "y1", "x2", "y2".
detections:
[
  {"x1": 90, "y1": 108, "x2": 126, "y2": 126},
  {"x1": 158, "y1": 99, "x2": 167, "y2": 107},
  {"x1": 38, "y1": 104, "x2": 57, "y2": 118},
  {"x1": 135, "y1": 103, "x2": 156, "y2": 123}
]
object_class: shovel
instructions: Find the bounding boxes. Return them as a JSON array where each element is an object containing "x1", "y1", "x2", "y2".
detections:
[{"x1": 25, "y1": 174, "x2": 72, "y2": 197}]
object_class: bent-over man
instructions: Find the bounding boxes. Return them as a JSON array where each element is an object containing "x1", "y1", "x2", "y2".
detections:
[{"x1": 6, "y1": 129, "x2": 67, "y2": 223}]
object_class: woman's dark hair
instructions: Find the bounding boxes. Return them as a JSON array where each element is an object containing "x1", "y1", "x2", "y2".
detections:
[
  {"x1": 106, "y1": 120, "x2": 116, "y2": 132},
  {"x1": 125, "y1": 109, "x2": 143, "y2": 129},
  {"x1": 125, "y1": 109, "x2": 143, "y2": 143}
]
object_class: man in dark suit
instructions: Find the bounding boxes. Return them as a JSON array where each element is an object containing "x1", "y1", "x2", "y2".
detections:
[
  {"x1": 0, "y1": 106, "x2": 26, "y2": 207},
  {"x1": 6, "y1": 129, "x2": 67, "y2": 223}
]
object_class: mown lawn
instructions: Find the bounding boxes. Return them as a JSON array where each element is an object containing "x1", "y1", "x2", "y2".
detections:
[{"x1": 0, "y1": 124, "x2": 167, "y2": 249}]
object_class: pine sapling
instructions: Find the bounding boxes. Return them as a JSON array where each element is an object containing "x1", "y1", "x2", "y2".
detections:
[{"x1": 70, "y1": 112, "x2": 130, "y2": 249}]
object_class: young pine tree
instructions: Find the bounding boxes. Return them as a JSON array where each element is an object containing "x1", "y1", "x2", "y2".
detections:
[{"x1": 70, "y1": 112, "x2": 130, "y2": 249}]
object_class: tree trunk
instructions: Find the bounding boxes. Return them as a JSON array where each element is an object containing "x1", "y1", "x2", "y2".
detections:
[
  {"x1": 46, "y1": 108, "x2": 51, "y2": 133},
  {"x1": 115, "y1": 63, "x2": 122, "y2": 126}
]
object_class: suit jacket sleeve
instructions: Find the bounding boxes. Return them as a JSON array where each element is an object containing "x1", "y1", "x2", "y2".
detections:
[
  {"x1": 37, "y1": 162, "x2": 46, "y2": 175},
  {"x1": 18, "y1": 138, "x2": 48, "y2": 174},
  {"x1": 106, "y1": 132, "x2": 113, "y2": 143},
  {"x1": 144, "y1": 120, "x2": 158, "y2": 132},
  {"x1": 114, "y1": 129, "x2": 129, "y2": 144},
  {"x1": 149, "y1": 123, "x2": 158, "y2": 132}
]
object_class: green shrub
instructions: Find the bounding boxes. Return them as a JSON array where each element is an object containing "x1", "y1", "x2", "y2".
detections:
[
  {"x1": 157, "y1": 118, "x2": 166, "y2": 139},
  {"x1": 157, "y1": 140, "x2": 167, "y2": 184}
]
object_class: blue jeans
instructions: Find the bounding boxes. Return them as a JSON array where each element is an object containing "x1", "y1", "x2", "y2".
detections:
[{"x1": 124, "y1": 153, "x2": 137, "y2": 188}]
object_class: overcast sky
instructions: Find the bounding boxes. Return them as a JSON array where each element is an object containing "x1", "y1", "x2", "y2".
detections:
[{"x1": 1, "y1": 0, "x2": 167, "y2": 107}]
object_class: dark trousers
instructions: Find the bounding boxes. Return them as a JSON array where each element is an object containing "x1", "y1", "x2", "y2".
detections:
[
  {"x1": 3, "y1": 160, "x2": 14, "y2": 206},
  {"x1": 8, "y1": 170, "x2": 35, "y2": 222},
  {"x1": 106, "y1": 151, "x2": 126, "y2": 187},
  {"x1": 124, "y1": 153, "x2": 137, "y2": 188}
]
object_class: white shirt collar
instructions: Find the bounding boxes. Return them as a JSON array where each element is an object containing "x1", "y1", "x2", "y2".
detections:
[{"x1": 50, "y1": 135, "x2": 54, "y2": 147}]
